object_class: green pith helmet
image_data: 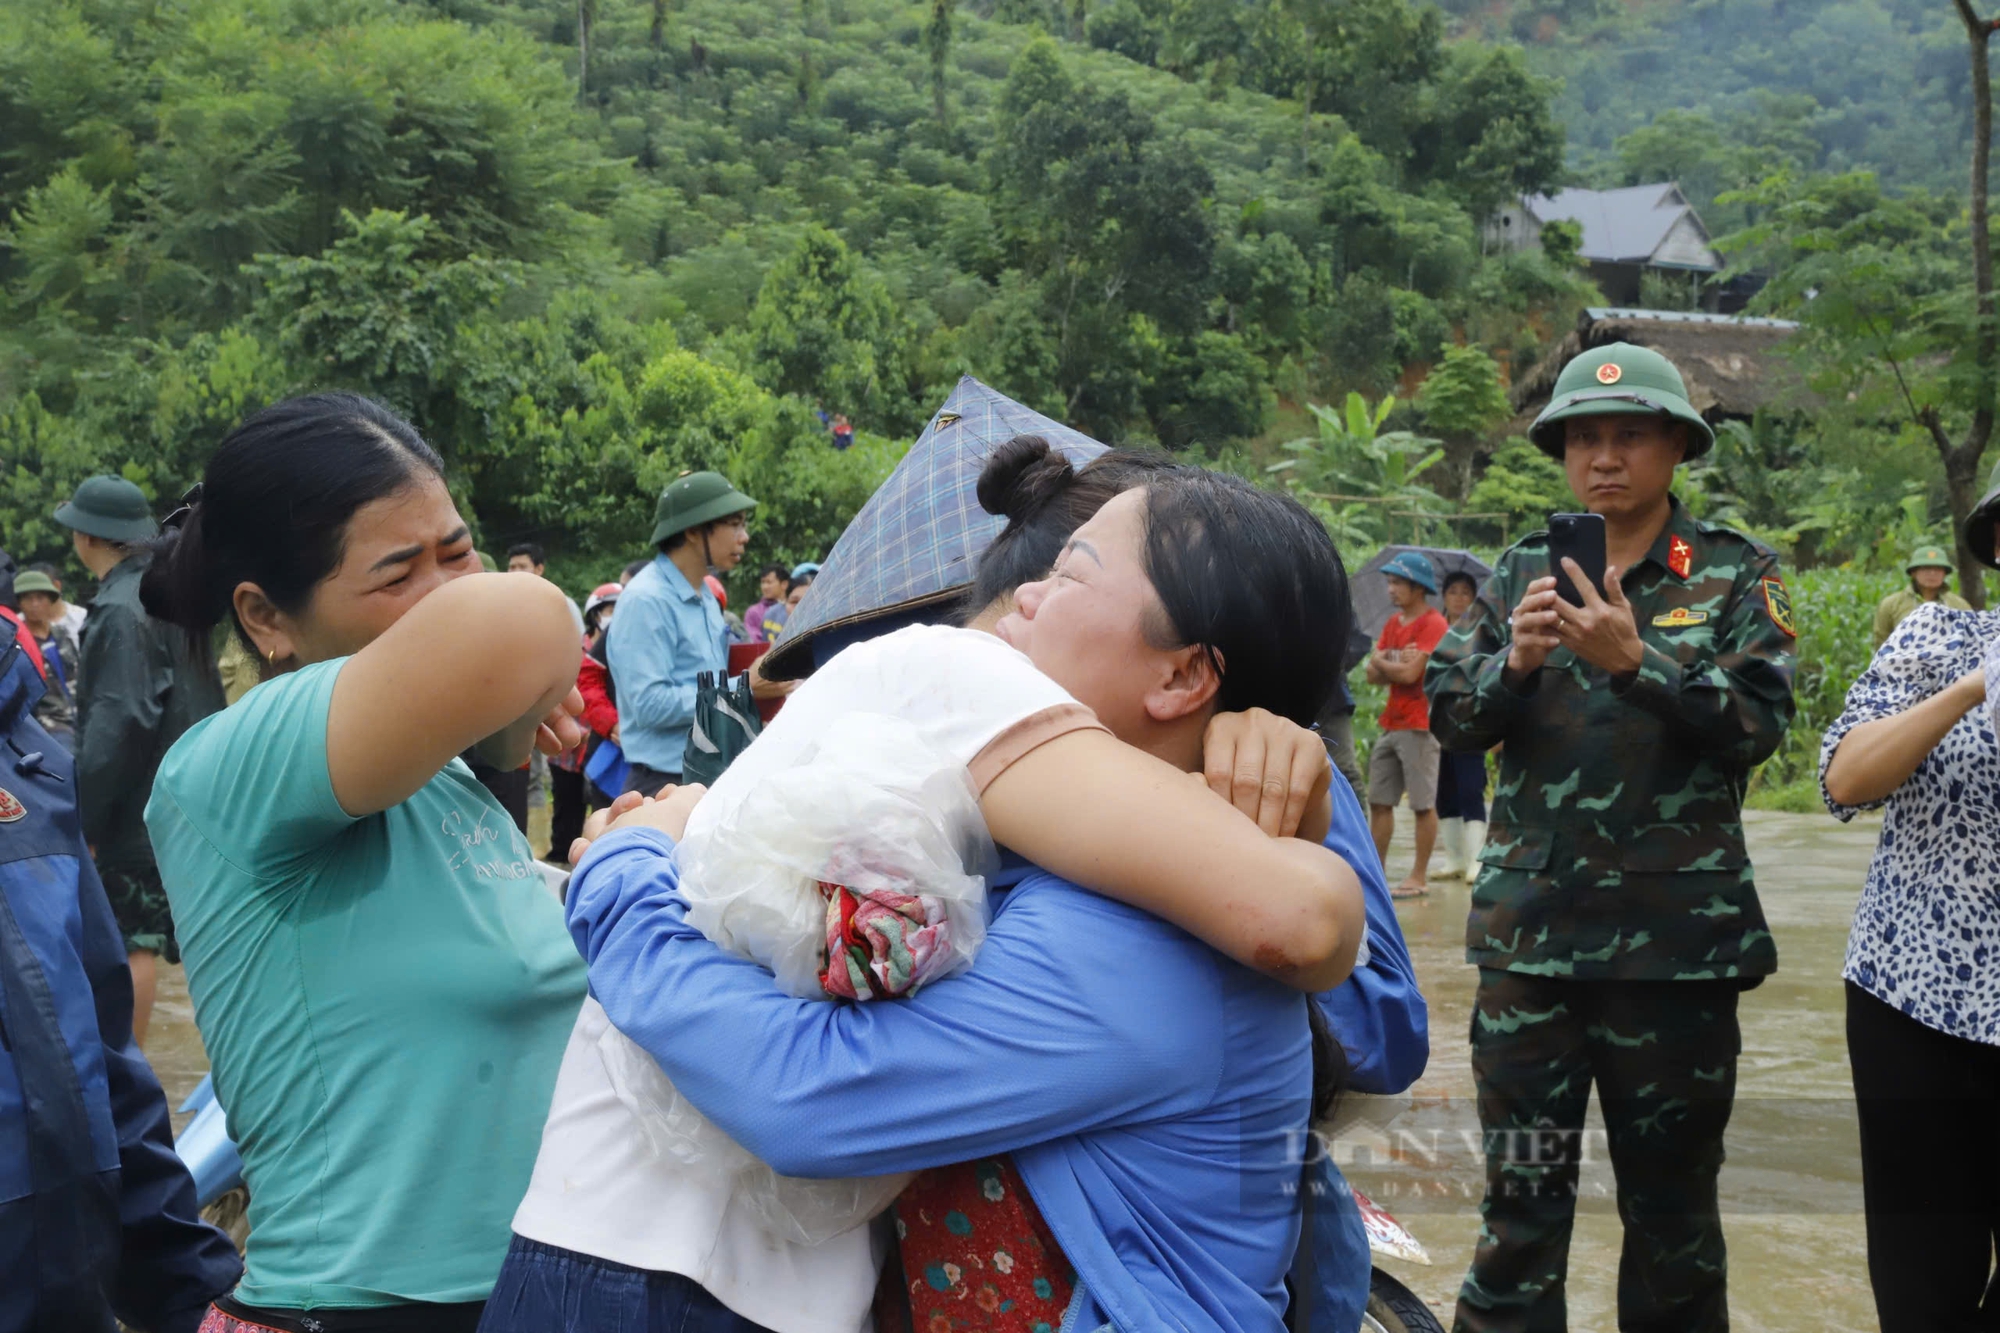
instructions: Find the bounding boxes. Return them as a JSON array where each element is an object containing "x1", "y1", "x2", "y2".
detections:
[
  {"x1": 1966, "y1": 459, "x2": 2000, "y2": 570},
  {"x1": 1528, "y1": 342, "x2": 1717, "y2": 462},
  {"x1": 649, "y1": 471, "x2": 757, "y2": 547},
  {"x1": 54, "y1": 475, "x2": 158, "y2": 544},
  {"x1": 1906, "y1": 544, "x2": 1954, "y2": 575},
  {"x1": 11, "y1": 571, "x2": 57, "y2": 598}
]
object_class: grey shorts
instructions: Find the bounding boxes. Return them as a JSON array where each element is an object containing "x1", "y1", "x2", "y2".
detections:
[{"x1": 1369, "y1": 729, "x2": 1441, "y2": 811}]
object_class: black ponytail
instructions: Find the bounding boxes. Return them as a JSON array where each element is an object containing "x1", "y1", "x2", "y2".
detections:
[{"x1": 141, "y1": 393, "x2": 444, "y2": 647}]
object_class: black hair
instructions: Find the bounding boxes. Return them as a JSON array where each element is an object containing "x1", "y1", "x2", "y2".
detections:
[
  {"x1": 1138, "y1": 469, "x2": 1350, "y2": 728},
  {"x1": 1134, "y1": 468, "x2": 1353, "y2": 1120},
  {"x1": 786, "y1": 574, "x2": 814, "y2": 595},
  {"x1": 506, "y1": 541, "x2": 546, "y2": 568},
  {"x1": 965, "y1": 435, "x2": 1176, "y2": 615},
  {"x1": 759, "y1": 562, "x2": 789, "y2": 585},
  {"x1": 622, "y1": 558, "x2": 650, "y2": 583},
  {"x1": 140, "y1": 393, "x2": 445, "y2": 647},
  {"x1": 1441, "y1": 570, "x2": 1478, "y2": 596}
]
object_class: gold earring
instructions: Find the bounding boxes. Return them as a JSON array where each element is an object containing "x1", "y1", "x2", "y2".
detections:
[{"x1": 267, "y1": 647, "x2": 278, "y2": 667}]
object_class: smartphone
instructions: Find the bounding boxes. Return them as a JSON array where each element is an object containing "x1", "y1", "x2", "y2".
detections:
[{"x1": 1548, "y1": 512, "x2": 1607, "y2": 606}]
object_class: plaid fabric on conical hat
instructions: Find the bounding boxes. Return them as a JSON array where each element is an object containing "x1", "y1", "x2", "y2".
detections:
[{"x1": 762, "y1": 376, "x2": 1106, "y2": 680}]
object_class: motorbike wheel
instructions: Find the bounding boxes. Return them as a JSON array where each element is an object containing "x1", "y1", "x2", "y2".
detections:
[{"x1": 1360, "y1": 1268, "x2": 1447, "y2": 1333}]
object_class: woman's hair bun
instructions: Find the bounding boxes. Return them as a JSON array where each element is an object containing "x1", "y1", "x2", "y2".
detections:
[
  {"x1": 139, "y1": 511, "x2": 223, "y2": 633},
  {"x1": 977, "y1": 435, "x2": 1075, "y2": 526}
]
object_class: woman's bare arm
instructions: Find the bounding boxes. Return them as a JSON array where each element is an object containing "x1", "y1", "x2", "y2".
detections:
[
  {"x1": 327, "y1": 573, "x2": 584, "y2": 816},
  {"x1": 1824, "y1": 666, "x2": 1985, "y2": 808},
  {"x1": 980, "y1": 729, "x2": 1364, "y2": 992}
]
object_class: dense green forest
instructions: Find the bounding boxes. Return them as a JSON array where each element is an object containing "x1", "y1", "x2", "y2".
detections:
[
  {"x1": 0, "y1": 0, "x2": 1600, "y2": 588},
  {"x1": 2, "y1": 0, "x2": 1996, "y2": 611}
]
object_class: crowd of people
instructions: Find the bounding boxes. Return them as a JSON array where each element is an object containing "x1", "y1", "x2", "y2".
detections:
[{"x1": 1, "y1": 340, "x2": 1994, "y2": 1333}]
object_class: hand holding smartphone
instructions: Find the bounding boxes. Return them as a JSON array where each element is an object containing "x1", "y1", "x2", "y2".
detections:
[{"x1": 1548, "y1": 513, "x2": 1607, "y2": 606}]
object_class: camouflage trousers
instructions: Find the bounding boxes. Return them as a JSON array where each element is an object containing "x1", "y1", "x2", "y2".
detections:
[
  {"x1": 1455, "y1": 968, "x2": 1741, "y2": 1333},
  {"x1": 99, "y1": 862, "x2": 179, "y2": 963}
]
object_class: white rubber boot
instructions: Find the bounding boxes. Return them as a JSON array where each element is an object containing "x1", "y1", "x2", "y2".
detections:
[
  {"x1": 1461, "y1": 820, "x2": 1489, "y2": 877},
  {"x1": 1434, "y1": 817, "x2": 1466, "y2": 880}
]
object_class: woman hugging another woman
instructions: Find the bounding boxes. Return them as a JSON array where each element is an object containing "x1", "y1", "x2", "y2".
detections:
[{"x1": 495, "y1": 438, "x2": 1377, "y2": 1333}]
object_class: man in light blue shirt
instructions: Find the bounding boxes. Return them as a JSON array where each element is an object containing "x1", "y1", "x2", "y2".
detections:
[{"x1": 606, "y1": 472, "x2": 757, "y2": 794}]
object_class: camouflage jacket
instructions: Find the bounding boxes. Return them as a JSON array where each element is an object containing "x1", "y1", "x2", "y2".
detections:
[{"x1": 1425, "y1": 498, "x2": 1797, "y2": 982}]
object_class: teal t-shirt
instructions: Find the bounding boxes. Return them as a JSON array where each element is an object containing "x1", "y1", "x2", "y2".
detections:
[{"x1": 144, "y1": 658, "x2": 587, "y2": 1308}]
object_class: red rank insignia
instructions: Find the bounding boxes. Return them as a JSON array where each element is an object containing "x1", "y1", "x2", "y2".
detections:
[{"x1": 1667, "y1": 535, "x2": 1693, "y2": 580}]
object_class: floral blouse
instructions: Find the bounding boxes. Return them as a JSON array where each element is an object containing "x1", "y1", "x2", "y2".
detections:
[{"x1": 1821, "y1": 603, "x2": 2000, "y2": 1045}]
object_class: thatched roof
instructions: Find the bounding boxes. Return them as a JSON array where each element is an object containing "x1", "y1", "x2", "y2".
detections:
[{"x1": 1509, "y1": 308, "x2": 1809, "y2": 431}]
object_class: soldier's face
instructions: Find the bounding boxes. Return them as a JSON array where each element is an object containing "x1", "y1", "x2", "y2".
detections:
[
  {"x1": 1914, "y1": 566, "x2": 1949, "y2": 593},
  {"x1": 1561, "y1": 416, "x2": 1685, "y2": 520},
  {"x1": 16, "y1": 592, "x2": 55, "y2": 634}
]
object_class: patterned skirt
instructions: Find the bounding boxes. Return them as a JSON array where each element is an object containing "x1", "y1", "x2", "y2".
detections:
[{"x1": 875, "y1": 1157, "x2": 1076, "y2": 1333}]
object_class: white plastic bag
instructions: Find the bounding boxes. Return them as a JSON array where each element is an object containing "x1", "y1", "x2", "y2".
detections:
[
  {"x1": 597, "y1": 1027, "x2": 914, "y2": 1245},
  {"x1": 598, "y1": 709, "x2": 995, "y2": 1244},
  {"x1": 675, "y1": 711, "x2": 995, "y2": 999}
]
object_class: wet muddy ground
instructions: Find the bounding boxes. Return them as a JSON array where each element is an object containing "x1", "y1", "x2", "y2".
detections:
[
  {"x1": 149, "y1": 807, "x2": 1885, "y2": 1331},
  {"x1": 1350, "y1": 807, "x2": 1881, "y2": 1331}
]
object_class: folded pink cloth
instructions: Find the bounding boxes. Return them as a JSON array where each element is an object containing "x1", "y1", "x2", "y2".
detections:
[{"x1": 818, "y1": 881, "x2": 955, "y2": 1000}]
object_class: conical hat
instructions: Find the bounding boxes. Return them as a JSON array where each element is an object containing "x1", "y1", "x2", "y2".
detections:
[{"x1": 763, "y1": 376, "x2": 1106, "y2": 679}]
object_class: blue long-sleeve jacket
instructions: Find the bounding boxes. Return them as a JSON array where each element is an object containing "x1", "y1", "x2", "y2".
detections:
[
  {"x1": 1315, "y1": 776, "x2": 1429, "y2": 1095},
  {"x1": 605, "y1": 554, "x2": 727, "y2": 774},
  {"x1": 570, "y1": 826, "x2": 1348, "y2": 1332},
  {"x1": 0, "y1": 636, "x2": 240, "y2": 1331}
]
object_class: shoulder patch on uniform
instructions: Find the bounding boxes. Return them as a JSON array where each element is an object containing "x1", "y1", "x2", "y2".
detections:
[
  {"x1": 1667, "y1": 534, "x2": 1693, "y2": 579},
  {"x1": 1761, "y1": 577, "x2": 1796, "y2": 638},
  {"x1": 1652, "y1": 608, "x2": 1710, "y2": 628}
]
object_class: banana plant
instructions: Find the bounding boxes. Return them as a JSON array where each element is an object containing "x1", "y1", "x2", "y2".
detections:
[{"x1": 1267, "y1": 391, "x2": 1451, "y2": 548}]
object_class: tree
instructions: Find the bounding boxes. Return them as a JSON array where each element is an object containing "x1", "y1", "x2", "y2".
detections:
[
  {"x1": 1268, "y1": 392, "x2": 1450, "y2": 549},
  {"x1": 1943, "y1": 0, "x2": 1998, "y2": 603},
  {"x1": 244, "y1": 208, "x2": 520, "y2": 452},
  {"x1": 1417, "y1": 343, "x2": 1511, "y2": 498},
  {"x1": 986, "y1": 38, "x2": 1219, "y2": 433},
  {"x1": 737, "y1": 226, "x2": 926, "y2": 437},
  {"x1": 1719, "y1": 164, "x2": 1985, "y2": 602},
  {"x1": 924, "y1": 0, "x2": 953, "y2": 125},
  {"x1": 1468, "y1": 437, "x2": 1571, "y2": 540}
]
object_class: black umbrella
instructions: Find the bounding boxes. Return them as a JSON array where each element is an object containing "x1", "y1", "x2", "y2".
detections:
[{"x1": 1351, "y1": 545, "x2": 1494, "y2": 641}]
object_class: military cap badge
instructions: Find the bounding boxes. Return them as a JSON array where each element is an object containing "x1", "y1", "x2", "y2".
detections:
[{"x1": 1596, "y1": 361, "x2": 1623, "y2": 384}]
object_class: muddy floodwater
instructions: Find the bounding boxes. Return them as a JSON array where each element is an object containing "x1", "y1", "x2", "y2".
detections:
[{"x1": 148, "y1": 808, "x2": 1885, "y2": 1332}]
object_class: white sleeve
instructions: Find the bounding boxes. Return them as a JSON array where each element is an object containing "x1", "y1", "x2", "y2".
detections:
[{"x1": 836, "y1": 625, "x2": 1107, "y2": 791}]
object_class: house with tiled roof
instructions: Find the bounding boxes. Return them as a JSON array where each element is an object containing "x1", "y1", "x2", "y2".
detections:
[{"x1": 1486, "y1": 183, "x2": 1752, "y2": 310}]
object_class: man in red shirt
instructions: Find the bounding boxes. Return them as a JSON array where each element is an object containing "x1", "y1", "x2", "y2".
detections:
[{"x1": 1367, "y1": 551, "x2": 1449, "y2": 897}]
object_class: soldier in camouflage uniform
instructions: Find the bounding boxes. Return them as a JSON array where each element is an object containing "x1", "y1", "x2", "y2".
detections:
[{"x1": 1426, "y1": 344, "x2": 1797, "y2": 1333}]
